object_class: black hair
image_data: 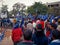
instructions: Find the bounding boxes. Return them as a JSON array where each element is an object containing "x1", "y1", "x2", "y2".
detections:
[
  {"x1": 47, "y1": 19, "x2": 50, "y2": 22},
  {"x1": 52, "y1": 30, "x2": 60, "y2": 39},
  {"x1": 36, "y1": 24, "x2": 44, "y2": 37},
  {"x1": 35, "y1": 30, "x2": 44, "y2": 37},
  {"x1": 28, "y1": 21, "x2": 32, "y2": 23},
  {"x1": 23, "y1": 30, "x2": 32, "y2": 40},
  {"x1": 24, "y1": 22, "x2": 28, "y2": 26},
  {"x1": 37, "y1": 18, "x2": 40, "y2": 20},
  {"x1": 50, "y1": 23, "x2": 57, "y2": 29}
]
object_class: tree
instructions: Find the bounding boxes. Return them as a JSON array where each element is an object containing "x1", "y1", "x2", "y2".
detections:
[
  {"x1": 10, "y1": 2, "x2": 26, "y2": 17},
  {"x1": 1, "y1": 5, "x2": 9, "y2": 18},
  {"x1": 13, "y1": 3, "x2": 20, "y2": 11},
  {"x1": 20, "y1": 4, "x2": 26, "y2": 15},
  {"x1": 1, "y1": 5, "x2": 8, "y2": 13},
  {"x1": 27, "y1": 2, "x2": 48, "y2": 15}
]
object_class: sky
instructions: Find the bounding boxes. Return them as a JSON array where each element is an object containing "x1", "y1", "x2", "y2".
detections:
[{"x1": 0, "y1": 0, "x2": 60, "y2": 11}]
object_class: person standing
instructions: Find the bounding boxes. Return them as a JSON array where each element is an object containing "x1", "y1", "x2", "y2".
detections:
[
  {"x1": 49, "y1": 30, "x2": 60, "y2": 45},
  {"x1": 32, "y1": 24, "x2": 48, "y2": 45},
  {"x1": 12, "y1": 19, "x2": 23, "y2": 45},
  {"x1": 17, "y1": 30, "x2": 36, "y2": 45}
]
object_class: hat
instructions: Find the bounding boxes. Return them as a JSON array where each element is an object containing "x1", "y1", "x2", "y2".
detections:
[{"x1": 36, "y1": 24, "x2": 43, "y2": 31}]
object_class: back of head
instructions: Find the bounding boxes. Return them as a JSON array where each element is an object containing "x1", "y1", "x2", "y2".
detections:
[
  {"x1": 27, "y1": 23, "x2": 33, "y2": 31},
  {"x1": 35, "y1": 24, "x2": 44, "y2": 37},
  {"x1": 36, "y1": 24, "x2": 42, "y2": 30},
  {"x1": 36, "y1": 20, "x2": 40, "y2": 24},
  {"x1": 52, "y1": 19, "x2": 56, "y2": 24},
  {"x1": 52, "y1": 30, "x2": 60, "y2": 39},
  {"x1": 23, "y1": 30, "x2": 32, "y2": 40},
  {"x1": 50, "y1": 23, "x2": 57, "y2": 29},
  {"x1": 28, "y1": 21, "x2": 32, "y2": 23}
]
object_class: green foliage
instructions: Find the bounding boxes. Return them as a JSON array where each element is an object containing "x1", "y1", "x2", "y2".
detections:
[
  {"x1": 13, "y1": 3, "x2": 20, "y2": 11},
  {"x1": 27, "y1": 2, "x2": 48, "y2": 15},
  {"x1": 1, "y1": 5, "x2": 8, "y2": 13}
]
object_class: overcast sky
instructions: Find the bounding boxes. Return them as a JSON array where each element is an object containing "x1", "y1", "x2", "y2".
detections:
[{"x1": 0, "y1": 0, "x2": 60, "y2": 11}]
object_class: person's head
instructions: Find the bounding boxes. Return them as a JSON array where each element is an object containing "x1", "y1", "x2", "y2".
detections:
[
  {"x1": 28, "y1": 21, "x2": 32, "y2": 24},
  {"x1": 47, "y1": 19, "x2": 50, "y2": 22},
  {"x1": 13, "y1": 18, "x2": 17, "y2": 24},
  {"x1": 40, "y1": 19, "x2": 44, "y2": 21},
  {"x1": 36, "y1": 20, "x2": 40, "y2": 24},
  {"x1": 37, "y1": 18, "x2": 40, "y2": 20},
  {"x1": 28, "y1": 18, "x2": 32, "y2": 21},
  {"x1": 58, "y1": 19, "x2": 60, "y2": 25},
  {"x1": 52, "y1": 19, "x2": 56, "y2": 24},
  {"x1": 36, "y1": 24, "x2": 42, "y2": 30},
  {"x1": 24, "y1": 22, "x2": 28, "y2": 26},
  {"x1": 23, "y1": 30, "x2": 32, "y2": 40},
  {"x1": 50, "y1": 23, "x2": 57, "y2": 30},
  {"x1": 52, "y1": 30, "x2": 60, "y2": 40},
  {"x1": 36, "y1": 24, "x2": 44, "y2": 37},
  {"x1": 27, "y1": 22, "x2": 33, "y2": 31}
]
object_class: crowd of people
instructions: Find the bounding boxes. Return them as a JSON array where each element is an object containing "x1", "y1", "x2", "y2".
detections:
[{"x1": 11, "y1": 17, "x2": 60, "y2": 45}]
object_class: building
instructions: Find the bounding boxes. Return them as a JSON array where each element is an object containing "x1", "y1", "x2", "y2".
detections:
[{"x1": 46, "y1": 1, "x2": 60, "y2": 16}]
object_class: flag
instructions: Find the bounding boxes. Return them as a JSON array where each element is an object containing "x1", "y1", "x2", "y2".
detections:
[
  {"x1": 43, "y1": 14, "x2": 48, "y2": 21},
  {"x1": 20, "y1": 18, "x2": 24, "y2": 28},
  {"x1": 50, "y1": 15, "x2": 55, "y2": 23},
  {"x1": 37, "y1": 15, "x2": 41, "y2": 19},
  {"x1": 28, "y1": 14, "x2": 35, "y2": 20}
]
